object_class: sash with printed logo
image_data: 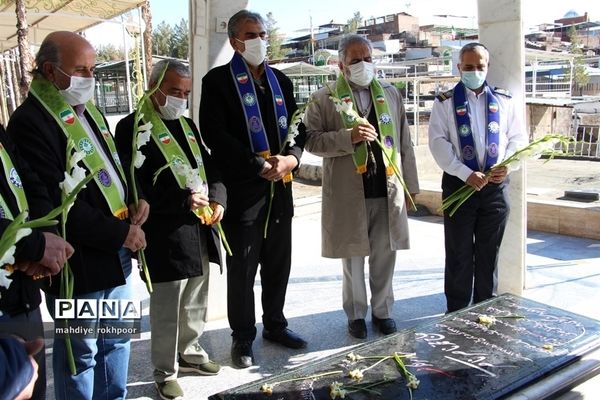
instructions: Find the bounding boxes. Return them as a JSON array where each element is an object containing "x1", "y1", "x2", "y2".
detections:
[
  {"x1": 452, "y1": 81, "x2": 500, "y2": 172},
  {"x1": 336, "y1": 75, "x2": 399, "y2": 176},
  {"x1": 140, "y1": 99, "x2": 208, "y2": 191},
  {"x1": 0, "y1": 143, "x2": 29, "y2": 220},
  {"x1": 230, "y1": 52, "x2": 292, "y2": 182},
  {"x1": 29, "y1": 78, "x2": 129, "y2": 219}
]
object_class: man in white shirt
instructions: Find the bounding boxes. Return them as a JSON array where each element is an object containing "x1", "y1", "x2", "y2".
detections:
[{"x1": 428, "y1": 42, "x2": 527, "y2": 313}]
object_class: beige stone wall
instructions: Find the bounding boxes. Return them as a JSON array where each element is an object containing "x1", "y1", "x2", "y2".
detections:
[{"x1": 526, "y1": 105, "x2": 573, "y2": 140}]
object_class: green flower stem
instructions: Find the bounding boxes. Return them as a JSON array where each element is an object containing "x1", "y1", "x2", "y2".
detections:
[
  {"x1": 138, "y1": 249, "x2": 152, "y2": 288},
  {"x1": 347, "y1": 386, "x2": 382, "y2": 395},
  {"x1": 440, "y1": 134, "x2": 571, "y2": 217},
  {"x1": 128, "y1": 66, "x2": 168, "y2": 295},
  {"x1": 272, "y1": 370, "x2": 343, "y2": 386},
  {"x1": 61, "y1": 210, "x2": 76, "y2": 375},
  {"x1": 263, "y1": 103, "x2": 310, "y2": 238},
  {"x1": 194, "y1": 206, "x2": 232, "y2": 256},
  {"x1": 393, "y1": 352, "x2": 418, "y2": 400},
  {"x1": 63, "y1": 324, "x2": 76, "y2": 375},
  {"x1": 263, "y1": 182, "x2": 275, "y2": 239},
  {"x1": 0, "y1": 170, "x2": 97, "y2": 260},
  {"x1": 346, "y1": 378, "x2": 395, "y2": 395},
  {"x1": 361, "y1": 355, "x2": 392, "y2": 373},
  {"x1": 448, "y1": 187, "x2": 476, "y2": 217},
  {"x1": 215, "y1": 222, "x2": 232, "y2": 256},
  {"x1": 374, "y1": 137, "x2": 416, "y2": 211}
]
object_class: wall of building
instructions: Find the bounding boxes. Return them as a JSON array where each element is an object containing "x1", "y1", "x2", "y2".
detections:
[{"x1": 527, "y1": 104, "x2": 573, "y2": 139}]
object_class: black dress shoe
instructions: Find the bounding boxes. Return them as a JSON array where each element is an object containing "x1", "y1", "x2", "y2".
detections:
[
  {"x1": 372, "y1": 315, "x2": 397, "y2": 335},
  {"x1": 231, "y1": 339, "x2": 254, "y2": 368},
  {"x1": 262, "y1": 328, "x2": 307, "y2": 349},
  {"x1": 348, "y1": 319, "x2": 367, "y2": 339}
]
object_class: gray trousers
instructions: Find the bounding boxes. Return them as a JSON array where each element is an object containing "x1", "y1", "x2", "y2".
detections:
[
  {"x1": 341, "y1": 197, "x2": 396, "y2": 321},
  {"x1": 150, "y1": 271, "x2": 210, "y2": 383}
]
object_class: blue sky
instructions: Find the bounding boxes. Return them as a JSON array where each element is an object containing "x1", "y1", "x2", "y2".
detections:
[{"x1": 85, "y1": 0, "x2": 600, "y2": 46}]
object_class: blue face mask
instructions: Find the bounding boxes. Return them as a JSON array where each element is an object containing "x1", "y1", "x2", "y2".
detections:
[{"x1": 461, "y1": 70, "x2": 487, "y2": 90}]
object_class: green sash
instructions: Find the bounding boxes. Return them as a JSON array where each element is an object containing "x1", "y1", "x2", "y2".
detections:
[
  {"x1": 29, "y1": 78, "x2": 128, "y2": 219},
  {"x1": 140, "y1": 100, "x2": 208, "y2": 191},
  {"x1": 336, "y1": 76, "x2": 399, "y2": 176},
  {"x1": 0, "y1": 142, "x2": 29, "y2": 220}
]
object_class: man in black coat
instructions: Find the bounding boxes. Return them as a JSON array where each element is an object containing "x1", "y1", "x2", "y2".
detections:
[
  {"x1": 7, "y1": 31, "x2": 147, "y2": 399},
  {"x1": 199, "y1": 10, "x2": 307, "y2": 369},
  {"x1": 0, "y1": 124, "x2": 73, "y2": 400},
  {"x1": 115, "y1": 59, "x2": 226, "y2": 400}
]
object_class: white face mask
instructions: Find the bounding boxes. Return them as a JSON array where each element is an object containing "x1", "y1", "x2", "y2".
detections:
[
  {"x1": 55, "y1": 66, "x2": 95, "y2": 106},
  {"x1": 237, "y1": 37, "x2": 267, "y2": 66},
  {"x1": 346, "y1": 61, "x2": 375, "y2": 87},
  {"x1": 158, "y1": 89, "x2": 187, "y2": 120}
]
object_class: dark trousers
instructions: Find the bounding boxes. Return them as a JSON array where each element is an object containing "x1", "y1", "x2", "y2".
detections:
[
  {"x1": 442, "y1": 173, "x2": 509, "y2": 312},
  {"x1": 0, "y1": 307, "x2": 46, "y2": 400},
  {"x1": 223, "y1": 216, "x2": 292, "y2": 341}
]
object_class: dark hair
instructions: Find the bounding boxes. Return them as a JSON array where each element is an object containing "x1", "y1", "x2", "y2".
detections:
[
  {"x1": 32, "y1": 39, "x2": 60, "y2": 77},
  {"x1": 227, "y1": 10, "x2": 264, "y2": 38}
]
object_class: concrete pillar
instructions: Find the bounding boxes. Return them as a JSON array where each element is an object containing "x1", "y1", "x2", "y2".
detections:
[
  {"x1": 189, "y1": 0, "x2": 248, "y2": 125},
  {"x1": 190, "y1": 0, "x2": 248, "y2": 320},
  {"x1": 478, "y1": 0, "x2": 526, "y2": 294}
]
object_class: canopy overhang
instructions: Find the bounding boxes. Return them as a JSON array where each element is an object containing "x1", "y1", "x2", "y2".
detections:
[{"x1": 0, "y1": 0, "x2": 144, "y2": 51}]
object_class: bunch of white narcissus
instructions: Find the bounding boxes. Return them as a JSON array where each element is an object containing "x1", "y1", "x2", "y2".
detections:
[{"x1": 173, "y1": 162, "x2": 207, "y2": 195}]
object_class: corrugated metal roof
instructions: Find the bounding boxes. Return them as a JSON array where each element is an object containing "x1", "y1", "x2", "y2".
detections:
[{"x1": 0, "y1": 0, "x2": 143, "y2": 51}]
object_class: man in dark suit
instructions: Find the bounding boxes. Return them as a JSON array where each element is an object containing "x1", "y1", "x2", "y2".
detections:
[
  {"x1": 7, "y1": 31, "x2": 147, "y2": 399},
  {"x1": 199, "y1": 10, "x2": 307, "y2": 368},
  {"x1": 0, "y1": 124, "x2": 73, "y2": 400},
  {"x1": 115, "y1": 59, "x2": 226, "y2": 400}
]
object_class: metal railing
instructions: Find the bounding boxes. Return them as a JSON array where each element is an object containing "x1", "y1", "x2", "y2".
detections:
[{"x1": 565, "y1": 124, "x2": 600, "y2": 159}]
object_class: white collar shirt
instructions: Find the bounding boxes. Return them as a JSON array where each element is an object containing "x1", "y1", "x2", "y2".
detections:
[{"x1": 428, "y1": 85, "x2": 528, "y2": 182}]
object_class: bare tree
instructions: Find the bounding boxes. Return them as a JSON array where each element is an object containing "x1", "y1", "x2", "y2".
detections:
[
  {"x1": 141, "y1": 0, "x2": 153, "y2": 79},
  {"x1": 568, "y1": 26, "x2": 590, "y2": 96},
  {"x1": 15, "y1": 0, "x2": 32, "y2": 100}
]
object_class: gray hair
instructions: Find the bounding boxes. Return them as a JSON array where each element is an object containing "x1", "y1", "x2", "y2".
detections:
[
  {"x1": 227, "y1": 10, "x2": 264, "y2": 38},
  {"x1": 338, "y1": 34, "x2": 372, "y2": 64},
  {"x1": 149, "y1": 59, "x2": 190, "y2": 86},
  {"x1": 459, "y1": 42, "x2": 489, "y2": 63},
  {"x1": 32, "y1": 39, "x2": 60, "y2": 77}
]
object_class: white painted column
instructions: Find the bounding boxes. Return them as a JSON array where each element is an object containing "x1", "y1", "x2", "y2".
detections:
[
  {"x1": 478, "y1": 0, "x2": 526, "y2": 294},
  {"x1": 190, "y1": 0, "x2": 248, "y2": 126},
  {"x1": 190, "y1": 0, "x2": 248, "y2": 320}
]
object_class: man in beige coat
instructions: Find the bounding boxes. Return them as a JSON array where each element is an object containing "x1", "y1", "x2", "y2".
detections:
[{"x1": 305, "y1": 35, "x2": 419, "y2": 339}]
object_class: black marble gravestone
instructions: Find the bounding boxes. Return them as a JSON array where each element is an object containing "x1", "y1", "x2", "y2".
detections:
[{"x1": 209, "y1": 294, "x2": 600, "y2": 399}]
